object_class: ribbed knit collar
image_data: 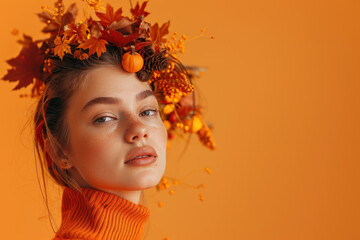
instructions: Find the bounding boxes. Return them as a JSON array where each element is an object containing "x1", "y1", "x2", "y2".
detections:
[{"x1": 53, "y1": 187, "x2": 150, "y2": 240}]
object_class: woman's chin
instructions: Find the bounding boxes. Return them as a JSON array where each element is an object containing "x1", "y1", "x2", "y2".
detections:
[{"x1": 130, "y1": 175, "x2": 163, "y2": 190}]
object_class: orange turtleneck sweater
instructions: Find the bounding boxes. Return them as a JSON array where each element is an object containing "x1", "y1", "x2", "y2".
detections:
[{"x1": 52, "y1": 187, "x2": 150, "y2": 240}]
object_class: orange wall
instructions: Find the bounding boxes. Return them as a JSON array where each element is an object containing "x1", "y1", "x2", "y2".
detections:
[{"x1": 0, "y1": 0, "x2": 359, "y2": 239}]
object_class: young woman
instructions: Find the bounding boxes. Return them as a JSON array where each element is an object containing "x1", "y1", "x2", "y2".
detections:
[
  {"x1": 34, "y1": 47, "x2": 168, "y2": 239},
  {"x1": 3, "y1": 0, "x2": 215, "y2": 239}
]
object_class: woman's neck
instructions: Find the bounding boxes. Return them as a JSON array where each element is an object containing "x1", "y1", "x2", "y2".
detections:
[{"x1": 69, "y1": 168, "x2": 143, "y2": 204}]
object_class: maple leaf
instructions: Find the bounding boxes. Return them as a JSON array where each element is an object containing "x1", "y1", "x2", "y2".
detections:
[
  {"x1": 95, "y1": 3, "x2": 123, "y2": 28},
  {"x1": 2, "y1": 42, "x2": 44, "y2": 90},
  {"x1": 150, "y1": 21, "x2": 170, "y2": 45},
  {"x1": 100, "y1": 30, "x2": 138, "y2": 48},
  {"x1": 54, "y1": 35, "x2": 71, "y2": 60},
  {"x1": 64, "y1": 23, "x2": 89, "y2": 43},
  {"x1": 78, "y1": 37, "x2": 108, "y2": 57},
  {"x1": 131, "y1": 1, "x2": 150, "y2": 20}
]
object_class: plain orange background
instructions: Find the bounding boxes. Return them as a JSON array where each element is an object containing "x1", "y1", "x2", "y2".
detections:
[{"x1": 1, "y1": 0, "x2": 360, "y2": 239}]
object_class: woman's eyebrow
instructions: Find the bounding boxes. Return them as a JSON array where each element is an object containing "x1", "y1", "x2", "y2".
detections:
[
  {"x1": 81, "y1": 97, "x2": 120, "y2": 112},
  {"x1": 81, "y1": 90, "x2": 155, "y2": 112},
  {"x1": 136, "y1": 89, "x2": 155, "y2": 101}
]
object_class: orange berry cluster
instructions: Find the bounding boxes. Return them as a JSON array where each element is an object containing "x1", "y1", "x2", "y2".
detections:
[
  {"x1": 156, "y1": 177, "x2": 178, "y2": 191},
  {"x1": 197, "y1": 125, "x2": 216, "y2": 150},
  {"x1": 164, "y1": 32, "x2": 187, "y2": 54},
  {"x1": 152, "y1": 62, "x2": 194, "y2": 103}
]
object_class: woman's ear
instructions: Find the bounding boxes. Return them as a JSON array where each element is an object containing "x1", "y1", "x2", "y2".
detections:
[{"x1": 44, "y1": 138, "x2": 73, "y2": 170}]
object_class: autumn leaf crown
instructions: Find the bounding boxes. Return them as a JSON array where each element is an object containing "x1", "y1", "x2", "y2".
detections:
[{"x1": 4, "y1": 1, "x2": 172, "y2": 93}]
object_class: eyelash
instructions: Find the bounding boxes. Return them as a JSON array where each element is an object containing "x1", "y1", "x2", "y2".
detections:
[
  {"x1": 139, "y1": 109, "x2": 158, "y2": 117},
  {"x1": 94, "y1": 109, "x2": 159, "y2": 124}
]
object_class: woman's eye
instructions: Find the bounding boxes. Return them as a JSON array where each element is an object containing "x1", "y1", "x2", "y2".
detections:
[
  {"x1": 140, "y1": 109, "x2": 158, "y2": 117},
  {"x1": 94, "y1": 116, "x2": 115, "y2": 124}
]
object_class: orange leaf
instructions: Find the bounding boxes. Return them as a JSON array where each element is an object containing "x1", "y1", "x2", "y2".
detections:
[
  {"x1": 131, "y1": 1, "x2": 150, "y2": 19},
  {"x1": 54, "y1": 36, "x2": 71, "y2": 60},
  {"x1": 95, "y1": 3, "x2": 123, "y2": 27},
  {"x1": 78, "y1": 36, "x2": 108, "y2": 57},
  {"x1": 150, "y1": 21, "x2": 170, "y2": 45},
  {"x1": 64, "y1": 23, "x2": 89, "y2": 43}
]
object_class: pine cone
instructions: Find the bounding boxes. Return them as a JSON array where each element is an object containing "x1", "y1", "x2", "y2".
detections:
[
  {"x1": 145, "y1": 52, "x2": 169, "y2": 72},
  {"x1": 136, "y1": 69, "x2": 152, "y2": 82},
  {"x1": 140, "y1": 45, "x2": 155, "y2": 58}
]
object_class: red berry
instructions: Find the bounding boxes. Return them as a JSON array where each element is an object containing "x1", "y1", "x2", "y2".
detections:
[{"x1": 168, "y1": 112, "x2": 177, "y2": 123}]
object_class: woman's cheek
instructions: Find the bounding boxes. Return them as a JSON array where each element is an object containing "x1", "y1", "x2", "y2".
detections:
[{"x1": 72, "y1": 127, "x2": 110, "y2": 161}]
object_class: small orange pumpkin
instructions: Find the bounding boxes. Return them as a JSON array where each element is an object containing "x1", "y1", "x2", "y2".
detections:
[{"x1": 121, "y1": 45, "x2": 144, "y2": 73}]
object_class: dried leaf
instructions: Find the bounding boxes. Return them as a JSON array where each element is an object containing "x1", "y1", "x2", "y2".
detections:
[
  {"x1": 131, "y1": 1, "x2": 150, "y2": 19},
  {"x1": 54, "y1": 36, "x2": 71, "y2": 60},
  {"x1": 86, "y1": 16, "x2": 104, "y2": 38},
  {"x1": 137, "y1": 19, "x2": 151, "y2": 38},
  {"x1": 78, "y1": 36, "x2": 108, "y2": 57},
  {"x1": 108, "y1": 16, "x2": 135, "y2": 33},
  {"x1": 2, "y1": 42, "x2": 43, "y2": 90},
  {"x1": 150, "y1": 21, "x2": 170, "y2": 45},
  {"x1": 95, "y1": 3, "x2": 123, "y2": 28}
]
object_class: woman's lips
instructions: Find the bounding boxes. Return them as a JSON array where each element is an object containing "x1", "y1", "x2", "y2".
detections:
[
  {"x1": 125, "y1": 146, "x2": 157, "y2": 166},
  {"x1": 125, "y1": 155, "x2": 157, "y2": 166}
]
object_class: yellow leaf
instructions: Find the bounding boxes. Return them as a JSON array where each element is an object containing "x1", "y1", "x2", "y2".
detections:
[{"x1": 54, "y1": 36, "x2": 71, "y2": 60}]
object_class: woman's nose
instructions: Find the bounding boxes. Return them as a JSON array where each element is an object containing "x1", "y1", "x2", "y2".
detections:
[{"x1": 124, "y1": 115, "x2": 149, "y2": 143}]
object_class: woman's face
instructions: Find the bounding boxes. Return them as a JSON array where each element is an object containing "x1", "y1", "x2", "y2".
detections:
[{"x1": 65, "y1": 65, "x2": 167, "y2": 193}]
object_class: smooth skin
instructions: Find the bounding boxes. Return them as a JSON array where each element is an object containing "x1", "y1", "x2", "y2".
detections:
[{"x1": 62, "y1": 65, "x2": 167, "y2": 204}]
